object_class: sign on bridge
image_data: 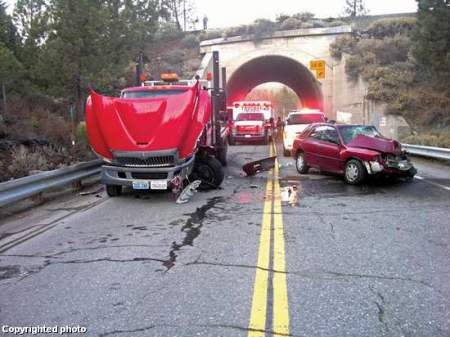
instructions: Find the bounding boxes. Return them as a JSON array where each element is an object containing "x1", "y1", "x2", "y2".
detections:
[{"x1": 309, "y1": 60, "x2": 326, "y2": 80}]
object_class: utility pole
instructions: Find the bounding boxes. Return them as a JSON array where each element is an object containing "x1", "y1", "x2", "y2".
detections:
[{"x1": 183, "y1": 0, "x2": 187, "y2": 31}]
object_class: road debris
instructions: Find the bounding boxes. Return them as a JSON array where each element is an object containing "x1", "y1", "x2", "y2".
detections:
[
  {"x1": 281, "y1": 185, "x2": 299, "y2": 207},
  {"x1": 176, "y1": 180, "x2": 202, "y2": 204},
  {"x1": 242, "y1": 156, "x2": 277, "y2": 176}
]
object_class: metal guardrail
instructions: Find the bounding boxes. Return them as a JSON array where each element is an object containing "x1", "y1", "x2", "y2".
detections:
[
  {"x1": 0, "y1": 160, "x2": 103, "y2": 208},
  {"x1": 402, "y1": 144, "x2": 450, "y2": 161}
]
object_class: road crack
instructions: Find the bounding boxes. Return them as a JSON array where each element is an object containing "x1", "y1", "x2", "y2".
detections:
[{"x1": 184, "y1": 260, "x2": 443, "y2": 294}]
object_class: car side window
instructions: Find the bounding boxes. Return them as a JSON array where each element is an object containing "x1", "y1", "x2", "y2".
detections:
[
  {"x1": 309, "y1": 127, "x2": 323, "y2": 140},
  {"x1": 310, "y1": 126, "x2": 339, "y2": 144},
  {"x1": 322, "y1": 127, "x2": 340, "y2": 144}
]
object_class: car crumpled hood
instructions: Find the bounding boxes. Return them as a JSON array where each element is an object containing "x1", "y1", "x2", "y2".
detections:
[{"x1": 347, "y1": 135, "x2": 402, "y2": 155}]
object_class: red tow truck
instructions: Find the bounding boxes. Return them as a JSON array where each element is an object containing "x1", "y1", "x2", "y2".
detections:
[
  {"x1": 228, "y1": 101, "x2": 273, "y2": 145},
  {"x1": 85, "y1": 52, "x2": 229, "y2": 197}
]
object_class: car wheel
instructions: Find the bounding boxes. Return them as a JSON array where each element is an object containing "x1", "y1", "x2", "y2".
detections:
[
  {"x1": 191, "y1": 155, "x2": 224, "y2": 190},
  {"x1": 106, "y1": 185, "x2": 122, "y2": 197},
  {"x1": 229, "y1": 136, "x2": 235, "y2": 146},
  {"x1": 344, "y1": 159, "x2": 366, "y2": 185},
  {"x1": 295, "y1": 152, "x2": 309, "y2": 174}
]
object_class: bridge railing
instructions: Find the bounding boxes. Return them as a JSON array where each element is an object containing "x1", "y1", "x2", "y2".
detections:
[
  {"x1": 402, "y1": 144, "x2": 450, "y2": 161},
  {"x1": 0, "y1": 160, "x2": 102, "y2": 208}
]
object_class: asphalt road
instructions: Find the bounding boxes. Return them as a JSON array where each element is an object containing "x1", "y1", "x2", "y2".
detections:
[{"x1": 0, "y1": 143, "x2": 449, "y2": 337}]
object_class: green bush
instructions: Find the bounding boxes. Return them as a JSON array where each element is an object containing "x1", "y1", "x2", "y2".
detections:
[
  {"x1": 366, "y1": 18, "x2": 416, "y2": 39},
  {"x1": 330, "y1": 35, "x2": 357, "y2": 59},
  {"x1": 199, "y1": 29, "x2": 223, "y2": 41},
  {"x1": 280, "y1": 18, "x2": 301, "y2": 30},
  {"x1": 402, "y1": 132, "x2": 450, "y2": 148},
  {"x1": 252, "y1": 19, "x2": 276, "y2": 40},
  {"x1": 180, "y1": 34, "x2": 200, "y2": 49}
]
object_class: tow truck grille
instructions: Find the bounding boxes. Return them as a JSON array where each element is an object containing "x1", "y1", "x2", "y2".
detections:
[{"x1": 116, "y1": 155, "x2": 176, "y2": 168}]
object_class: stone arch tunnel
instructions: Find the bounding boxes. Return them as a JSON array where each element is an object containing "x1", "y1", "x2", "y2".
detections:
[{"x1": 226, "y1": 55, "x2": 323, "y2": 110}]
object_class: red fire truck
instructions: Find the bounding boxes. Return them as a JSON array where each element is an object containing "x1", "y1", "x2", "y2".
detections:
[{"x1": 85, "y1": 52, "x2": 229, "y2": 197}]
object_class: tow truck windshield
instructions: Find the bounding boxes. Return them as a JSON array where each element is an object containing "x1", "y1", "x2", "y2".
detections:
[
  {"x1": 338, "y1": 125, "x2": 381, "y2": 144},
  {"x1": 287, "y1": 113, "x2": 325, "y2": 125},
  {"x1": 236, "y1": 113, "x2": 265, "y2": 121},
  {"x1": 122, "y1": 89, "x2": 187, "y2": 99}
]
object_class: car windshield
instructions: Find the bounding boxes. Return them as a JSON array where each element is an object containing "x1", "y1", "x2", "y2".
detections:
[
  {"x1": 236, "y1": 113, "x2": 265, "y2": 121},
  {"x1": 287, "y1": 113, "x2": 325, "y2": 125},
  {"x1": 338, "y1": 125, "x2": 381, "y2": 144},
  {"x1": 122, "y1": 89, "x2": 187, "y2": 98}
]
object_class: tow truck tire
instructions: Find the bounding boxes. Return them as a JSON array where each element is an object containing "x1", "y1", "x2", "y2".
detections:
[
  {"x1": 106, "y1": 185, "x2": 122, "y2": 197},
  {"x1": 217, "y1": 141, "x2": 228, "y2": 166},
  {"x1": 192, "y1": 155, "x2": 224, "y2": 190},
  {"x1": 344, "y1": 159, "x2": 366, "y2": 185}
]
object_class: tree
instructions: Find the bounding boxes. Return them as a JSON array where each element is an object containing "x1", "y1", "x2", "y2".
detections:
[
  {"x1": 0, "y1": 1, "x2": 19, "y2": 52},
  {"x1": 412, "y1": 0, "x2": 450, "y2": 78},
  {"x1": 13, "y1": 0, "x2": 49, "y2": 85},
  {"x1": 343, "y1": 0, "x2": 367, "y2": 17},
  {"x1": 165, "y1": 0, "x2": 195, "y2": 31},
  {"x1": 0, "y1": 42, "x2": 23, "y2": 116}
]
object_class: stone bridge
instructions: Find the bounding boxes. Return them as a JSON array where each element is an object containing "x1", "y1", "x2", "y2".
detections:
[{"x1": 197, "y1": 26, "x2": 409, "y2": 138}]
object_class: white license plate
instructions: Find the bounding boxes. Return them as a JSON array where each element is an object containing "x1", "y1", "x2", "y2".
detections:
[
  {"x1": 245, "y1": 134, "x2": 252, "y2": 138},
  {"x1": 150, "y1": 180, "x2": 168, "y2": 190},
  {"x1": 132, "y1": 180, "x2": 150, "y2": 190}
]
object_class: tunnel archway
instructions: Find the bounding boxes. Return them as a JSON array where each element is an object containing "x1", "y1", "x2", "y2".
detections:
[{"x1": 226, "y1": 55, "x2": 323, "y2": 111}]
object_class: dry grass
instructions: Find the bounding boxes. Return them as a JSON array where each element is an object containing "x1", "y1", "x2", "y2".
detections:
[{"x1": 402, "y1": 130, "x2": 450, "y2": 148}]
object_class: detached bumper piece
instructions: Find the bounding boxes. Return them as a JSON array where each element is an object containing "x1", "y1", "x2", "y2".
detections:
[
  {"x1": 102, "y1": 149, "x2": 195, "y2": 190},
  {"x1": 242, "y1": 156, "x2": 277, "y2": 176}
]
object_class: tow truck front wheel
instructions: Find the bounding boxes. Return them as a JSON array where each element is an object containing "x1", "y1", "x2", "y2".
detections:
[
  {"x1": 106, "y1": 185, "x2": 122, "y2": 197},
  {"x1": 191, "y1": 155, "x2": 224, "y2": 190}
]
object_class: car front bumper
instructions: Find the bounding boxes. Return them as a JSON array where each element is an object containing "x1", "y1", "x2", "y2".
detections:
[
  {"x1": 364, "y1": 159, "x2": 417, "y2": 177},
  {"x1": 232, "y1": 134, "x2": 265, "y2": 141}
]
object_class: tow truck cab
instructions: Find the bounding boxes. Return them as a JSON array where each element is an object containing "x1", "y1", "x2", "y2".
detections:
[{"x1": 85, "y1": 69, "x2": 229, "y2": 197}]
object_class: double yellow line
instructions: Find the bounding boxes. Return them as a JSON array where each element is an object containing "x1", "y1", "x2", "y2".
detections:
[{"x1": 248, "y1": 143, "x2": 290, "y2": 337}]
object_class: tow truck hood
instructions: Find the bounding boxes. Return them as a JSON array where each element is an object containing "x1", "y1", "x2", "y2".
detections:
[
  {"x1": 86, "y1": 85, "x2": 211, "y2": 160},
  {"x1": 348, "y1": 135, "x2": 402, "y2": 155}
]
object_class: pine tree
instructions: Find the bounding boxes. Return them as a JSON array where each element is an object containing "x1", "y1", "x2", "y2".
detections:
[
  {"x1": 412, "y1": 0, "x2": 450, "y2": 77},
  {"x1": 343, "y1": 0, "x2": 367, "y2": 17}
]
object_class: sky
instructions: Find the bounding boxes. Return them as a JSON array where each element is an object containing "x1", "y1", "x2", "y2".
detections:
[
  {"x1": 194, "y1": 0, "x2": 418, "y2": 28},
  {"x1": 4, "y1": 0, "x2": 418, "y2": 28}
]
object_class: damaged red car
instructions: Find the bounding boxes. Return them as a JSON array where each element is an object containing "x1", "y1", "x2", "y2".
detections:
[{"x1": 291, "y1": 123, "x2": 417, "y2": 184}]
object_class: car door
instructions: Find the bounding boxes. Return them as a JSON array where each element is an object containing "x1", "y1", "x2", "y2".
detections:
[
  {"x1": 301, "y1": 126, "x2": 323, "y2": 167},
  {"x1": 304, "y1": 126, "x2": 341, "y2": 171},
  {"x1": 315, "y1": 126, "x2": 342, "y2": 172}
]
